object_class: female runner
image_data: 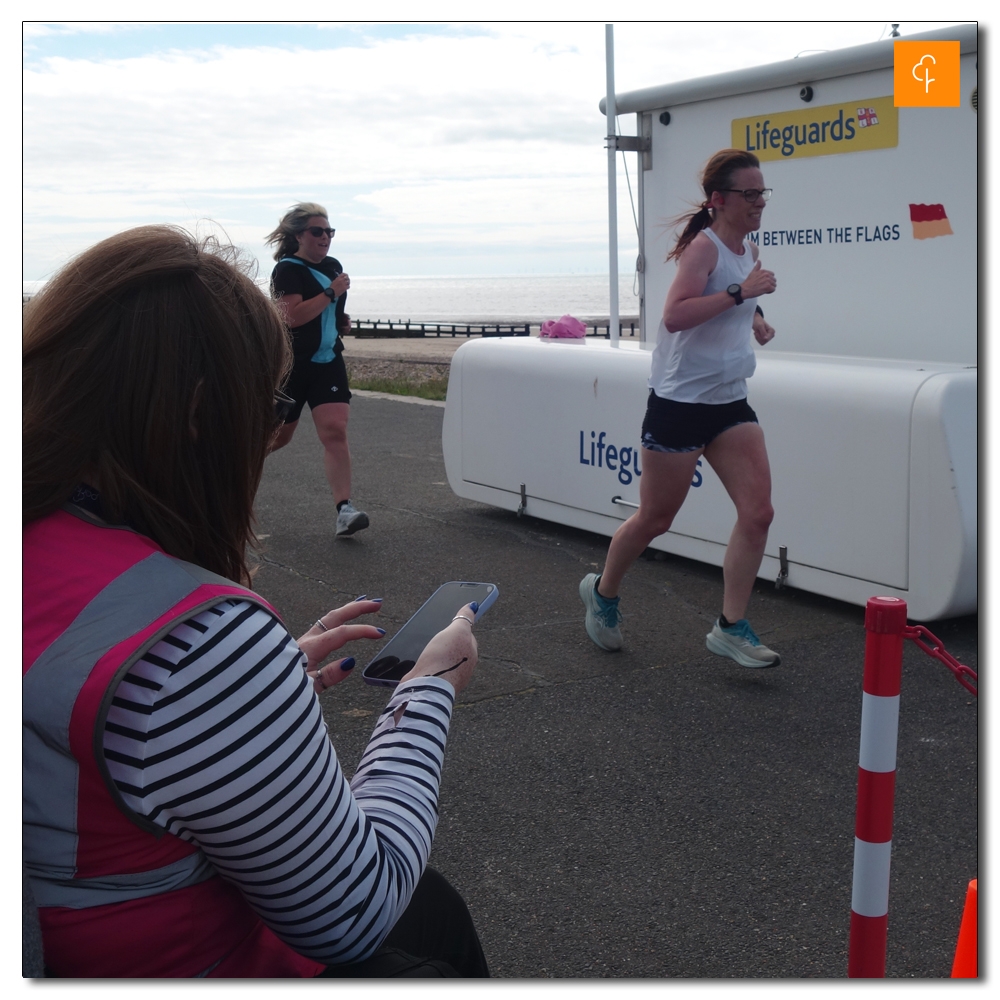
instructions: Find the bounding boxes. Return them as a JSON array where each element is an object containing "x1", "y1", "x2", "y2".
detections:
[
  {"x1": 580, "y1": 149, "x2": 781, "y2": 668},
  {"x1": 266, "y1": 203, "x2": 368, "y2": 537}
]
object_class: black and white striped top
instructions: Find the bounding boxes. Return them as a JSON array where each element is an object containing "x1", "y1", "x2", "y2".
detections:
[{"x1": 102, "y1": 599, "x2": 455, "y2": 966}]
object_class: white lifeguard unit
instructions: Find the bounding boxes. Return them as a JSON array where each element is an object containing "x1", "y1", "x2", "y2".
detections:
[{"x1": 443, "y1": 24, "x2": 977, "y2": 621}]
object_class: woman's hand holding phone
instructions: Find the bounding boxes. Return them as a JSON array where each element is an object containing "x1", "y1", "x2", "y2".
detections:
[
  {"x1": 399, "y1": 602, "x2": 479, "y2": 695},
  {"x1": 298, "y1": 598, "x2": 385, "y2": 693}
]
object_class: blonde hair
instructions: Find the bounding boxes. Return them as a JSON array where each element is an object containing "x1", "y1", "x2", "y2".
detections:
[{"x1": 264, "y1": 202, "x2": 329, "y2": 261}]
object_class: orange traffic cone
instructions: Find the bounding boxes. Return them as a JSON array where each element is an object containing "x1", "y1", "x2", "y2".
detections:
[{"x1": 950, "y1": 879, "x2": 977, "y2": 978}]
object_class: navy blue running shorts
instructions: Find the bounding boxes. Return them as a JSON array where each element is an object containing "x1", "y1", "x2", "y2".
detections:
[
  {"x1": 282, "y1": 355, "x2": 352, "y2": 423},
  {"x1": 641, "y1": 391, "x2": 758, "y2": 453}
]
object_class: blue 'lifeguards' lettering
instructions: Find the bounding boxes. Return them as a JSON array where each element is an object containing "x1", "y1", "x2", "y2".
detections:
[{"x1": 578, "y1": 431, "x2": 643, "y2": 485}]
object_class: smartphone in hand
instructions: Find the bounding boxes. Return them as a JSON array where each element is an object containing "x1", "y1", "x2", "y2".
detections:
[{"x1": 362, "y1": 582, "x2": 498, "y2": 687}]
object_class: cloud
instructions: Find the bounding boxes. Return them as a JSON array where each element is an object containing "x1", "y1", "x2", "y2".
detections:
[
  {"x1": 23, "y1": 26, "x2": 612, "y2": 275},
  {"x1": 23, "y1": 22, "x2": 140, "y2": 40},
  {"x1": 354, "y1": 175, "x2": 613, "y2": 238},
  {"x1": 23, "y1": 35, "x2": 599, "y2": 188},
  {"x1": 23, "y1": 20, "x2": 971, "y2": 278}
]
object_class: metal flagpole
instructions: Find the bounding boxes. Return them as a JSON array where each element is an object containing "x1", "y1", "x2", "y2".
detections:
[{"x1": 605, "y1": 23, "x2": 619, "y2": 348}]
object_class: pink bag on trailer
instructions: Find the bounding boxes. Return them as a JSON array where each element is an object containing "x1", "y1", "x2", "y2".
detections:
[{"x1": 540, "y1": 315, "x2": 586, "y2": 339}]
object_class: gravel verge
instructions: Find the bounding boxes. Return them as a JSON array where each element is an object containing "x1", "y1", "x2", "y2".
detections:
[{"x1": 345, "y1": 357, "x2": 451, "y2": 387}]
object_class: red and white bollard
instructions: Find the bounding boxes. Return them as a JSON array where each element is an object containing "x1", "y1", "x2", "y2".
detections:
[{"x1": 848, "y1": 595, "x2": 907, "y2": 977}]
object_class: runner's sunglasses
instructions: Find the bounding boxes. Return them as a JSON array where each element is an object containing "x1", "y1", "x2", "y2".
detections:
[{"x1": 302, "y1": 226, "x2": 336, "y2": 238}]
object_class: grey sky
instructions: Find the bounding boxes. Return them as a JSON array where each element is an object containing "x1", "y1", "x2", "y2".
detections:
[{"x1": 23, "y1": 19, "x2": 969, "y2": 281}]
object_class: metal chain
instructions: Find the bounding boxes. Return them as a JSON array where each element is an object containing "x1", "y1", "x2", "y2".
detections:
[{"x1": 903, "y1": 625, "x2": 978, "y2": 697}]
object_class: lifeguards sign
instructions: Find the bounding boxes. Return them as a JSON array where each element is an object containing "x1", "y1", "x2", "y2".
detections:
[{"x1": 732, "y1": 96, "x2": 898, "y2": 162}]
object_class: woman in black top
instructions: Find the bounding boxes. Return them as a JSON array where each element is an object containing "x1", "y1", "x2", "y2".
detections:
[{"x1": 266, "y1": 202, "x2": 368, "y2": 536}]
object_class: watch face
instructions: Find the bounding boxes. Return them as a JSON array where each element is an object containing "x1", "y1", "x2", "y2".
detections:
[{"x1": 728, "y1": 284, "x2": 741, "y2": 295}]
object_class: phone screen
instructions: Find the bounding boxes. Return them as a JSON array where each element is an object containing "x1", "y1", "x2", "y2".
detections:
[{"x1": 362, "y1": 582, "x2": 497, "y2": 686}]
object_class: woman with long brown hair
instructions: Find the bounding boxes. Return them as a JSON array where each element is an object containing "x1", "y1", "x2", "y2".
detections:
[
  {"x1": 23, "y1": 226, "x2": 487, "y2": 978},
  {"x1": 580, "y1": 149, "x2": 781, "y2": 668}
]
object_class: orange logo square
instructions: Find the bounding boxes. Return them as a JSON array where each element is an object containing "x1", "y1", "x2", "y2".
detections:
[{"x1": 894, "y1": 40, "x2": 961, "y2": 107}]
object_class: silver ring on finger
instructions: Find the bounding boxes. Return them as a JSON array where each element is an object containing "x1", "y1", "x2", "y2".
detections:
[
  {"x1": 315, "y1": 664, "x2": 328, "y2": 690},
  {"x1": 315, "y1": 618, "x2": 329, "y2": 632},
  {"x1": 451, "y1": 614, "x2": 474, "y2": 625}
]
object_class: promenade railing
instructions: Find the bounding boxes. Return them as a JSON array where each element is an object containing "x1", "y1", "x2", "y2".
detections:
[
  {"x1": 351, "y1": 319, "x2": 639, "y2": 339},
  {"x1": 25, "y1": 292, "x2": 641, "y2": 340}
]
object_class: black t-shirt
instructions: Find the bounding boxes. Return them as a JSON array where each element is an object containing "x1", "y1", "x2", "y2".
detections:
[{"x1": 271, "y1": 256, "x2": 348, "y2": 361}]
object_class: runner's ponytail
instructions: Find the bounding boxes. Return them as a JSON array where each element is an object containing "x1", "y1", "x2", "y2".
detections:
[{"x1": 667, "y1": 149, "x2": 760, "y2": 261}]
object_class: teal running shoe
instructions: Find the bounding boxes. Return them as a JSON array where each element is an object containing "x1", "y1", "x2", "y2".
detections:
[
  {"x1": 705, "y1": 618, "x2": 780, "y2": 668},
  {"x1": 579, "y1": 573, "x2": 623, "y2": 651}
]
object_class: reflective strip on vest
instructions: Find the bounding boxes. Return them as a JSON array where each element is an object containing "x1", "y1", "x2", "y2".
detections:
[
  {"x1": 29, "y1": 852, "x2": 216, "y2": 909},
  {"x1": 23, "y1": 548, "x2": 241, "y2": 882}
]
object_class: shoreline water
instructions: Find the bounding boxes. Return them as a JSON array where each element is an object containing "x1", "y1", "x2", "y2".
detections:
[{"x1": 25, "y1": 271, "x2": 643, "y2": 322}]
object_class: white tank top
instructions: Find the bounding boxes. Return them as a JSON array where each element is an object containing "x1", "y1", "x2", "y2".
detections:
[{"x1": 649, "y1": 227, "x2": 758, "y2": 404}]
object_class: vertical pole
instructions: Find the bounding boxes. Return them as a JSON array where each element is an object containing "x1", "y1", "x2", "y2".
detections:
[
  {"x1": 605, "y1": 23, "x2": 619, "y2": 348},
  {"x1": 848, "y1": 595, "x2": 907, "y2": 977},
  {"x1": 637, "y1": 112, "x2": 648, "y2": 345}
]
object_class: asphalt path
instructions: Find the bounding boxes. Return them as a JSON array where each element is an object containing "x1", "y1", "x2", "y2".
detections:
[{"x1": 254, "y1": 394, "x2": 978, "y2": 979}]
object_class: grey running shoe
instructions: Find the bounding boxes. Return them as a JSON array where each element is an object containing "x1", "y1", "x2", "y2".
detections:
[
  {"x1": 579, "y1": 573, "x2": 623, "y2": 651},
  {"x1": 335, "y1": 501, "x2": 369, "y2": 537},
  {"x1": 705, "y1": 619, "x2": 780, "y2": 668}
]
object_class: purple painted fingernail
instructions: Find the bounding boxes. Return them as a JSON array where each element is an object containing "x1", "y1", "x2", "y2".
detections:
[
  {"x1": 469, "y1": 602, "x2": 479, "y2": 614},
  {"x1": 354, "y1": 595, "x2": 368, "y2": 602},
  {"x1": 376, "y1": 628, "x2": 387, "y2": 635},
  {"x1": 340, "y1": 657, "x2": 356, "y2": 671}
]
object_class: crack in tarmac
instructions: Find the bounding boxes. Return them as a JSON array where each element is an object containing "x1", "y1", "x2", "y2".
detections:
[
  {"x1": 257, "y1": 553, "x2": 345, "y2": 593},
  {"x1": 362, "y1": 500, "x2": 451, "y2": 524},
  {"x1": 256, "y1": 554, "x2": 404, "y2": 624},
  {"x1": 456, "y1": 657, "x2": 702, "y2": 707}
]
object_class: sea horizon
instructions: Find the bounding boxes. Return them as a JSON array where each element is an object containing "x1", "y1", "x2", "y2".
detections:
[
  {"x1": 23, "y1": 272, "x2": 642, "y2": 323},
  {"x1": 298, "y1": 273, "x2": 641, "y2": 323}
]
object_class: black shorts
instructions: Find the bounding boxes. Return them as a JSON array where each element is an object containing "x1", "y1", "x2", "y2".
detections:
[
  {"x1": 641, "y1": 391, "x2": 758, "y2": 453},
  {"x1": 282, "y1": 355, "x2": 352, "y2": 423}
]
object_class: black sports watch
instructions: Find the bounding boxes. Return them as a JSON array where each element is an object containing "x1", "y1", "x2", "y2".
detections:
[
  {"x1": 323, "y1": 286, "x2": 337, "y2": 300},
  {"x1": 727, "y1": 283, "x2": 743, "y2": 306}
]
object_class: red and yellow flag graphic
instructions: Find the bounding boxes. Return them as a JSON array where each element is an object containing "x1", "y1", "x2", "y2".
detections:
[{"x1": 909, "y1": 203, "x2": 953, "y2": 240}]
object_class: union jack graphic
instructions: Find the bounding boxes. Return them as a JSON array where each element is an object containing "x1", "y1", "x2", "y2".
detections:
[{"x1": 857, "y1": 107, "x2": 879, "y2": 128}]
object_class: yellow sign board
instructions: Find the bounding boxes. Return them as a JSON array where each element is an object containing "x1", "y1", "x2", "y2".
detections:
[{"x1": 731, "y1": 97, "x2": 898, "y2": 163}]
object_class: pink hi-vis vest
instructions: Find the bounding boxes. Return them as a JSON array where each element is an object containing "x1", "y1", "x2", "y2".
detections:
[{"x1": 22, "y1": 507, "x2": 324, "y2": 977}]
